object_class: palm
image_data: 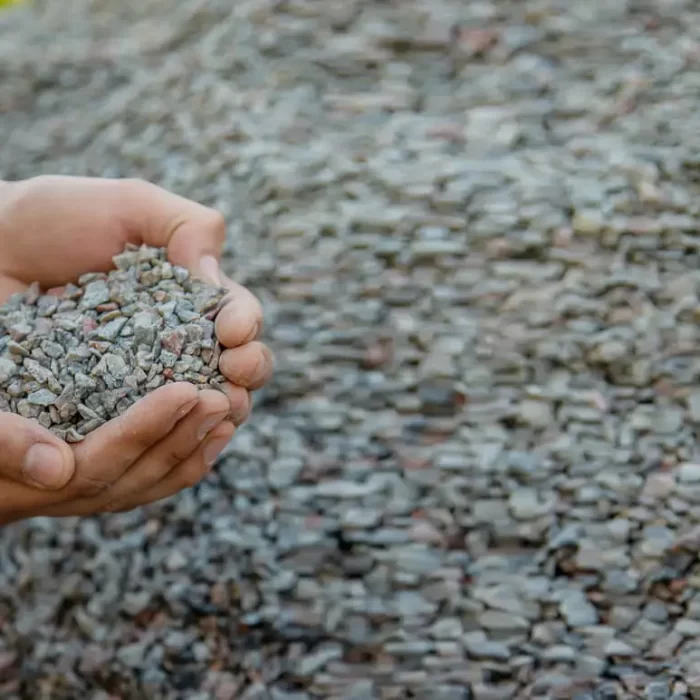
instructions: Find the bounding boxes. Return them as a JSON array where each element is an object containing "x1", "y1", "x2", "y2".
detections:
[{"x1": 0, "y1": 176, "x2": 135, "y2": 295}]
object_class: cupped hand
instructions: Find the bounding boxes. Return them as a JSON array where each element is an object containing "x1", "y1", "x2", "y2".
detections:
[{"x1": 0, "y1": 176, "x2": 274, "y2": 523}]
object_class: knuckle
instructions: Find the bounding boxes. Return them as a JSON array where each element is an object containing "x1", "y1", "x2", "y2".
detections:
[
  {"x1": 249, "y1": 299, "x2": 264, "y2": 327},
  {"x1": 244, "y1": 317, "x2": 260, "y2": 341},
  {"x1": 181, "y1": 463, "x2": 206, "y2": 489},
  {"x1": 120, "y1": 177, "x2": 151, "y2": 194},
  {"x1": 232, "y1": 407, "x2": 249, "y2": 427},
  {"x1": 231, "y1": 398, "x2": 250, "y2": 423},
  {"x1": 202, "y1": 208, "x2": 226, "y2": 242},
  {"x1": 221, "y1": 385, "x2": 249, "y2": 425},
  {"x1": 225, "y1": 383, "x2": 247, "y2": 404},
  {"x1": 75, "y1": 476, "x2": 113, "y2": 499},
  {"x1": 114, "y1": 414, "x2": 153, "y2": 455},
  {"x1": 166, "y1": 440, "x2": 196, "y2": 467}
]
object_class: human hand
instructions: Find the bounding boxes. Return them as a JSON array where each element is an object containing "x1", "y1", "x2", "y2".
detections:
[{"x1": 0, "y1": 176, "x2": 273, "y2": 522}]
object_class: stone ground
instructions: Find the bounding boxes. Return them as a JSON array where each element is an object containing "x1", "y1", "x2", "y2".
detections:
[{"x1": 2, "y1": 0, "x2": 700, "y2": 698}]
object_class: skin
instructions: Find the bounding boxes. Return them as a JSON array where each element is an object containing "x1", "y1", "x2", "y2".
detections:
[{"x1": 0, "y1": 175, "x2": 274, "y2": 524}]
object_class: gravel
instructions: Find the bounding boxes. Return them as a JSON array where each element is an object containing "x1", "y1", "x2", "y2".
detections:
[
  {"x1": 2, "y1": 0, "x2": 700, "y2": 698},
  {"x1": 0, "y1": 244, "x2": 228, "y2": 440}
]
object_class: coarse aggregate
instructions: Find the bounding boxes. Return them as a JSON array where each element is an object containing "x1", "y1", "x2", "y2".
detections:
[
  {"x1": 0, "y1": 244, "x2": 228, "y2": 442},
  {"x1": 3, "y1": 0, "x2": 700, "y2": 698}
]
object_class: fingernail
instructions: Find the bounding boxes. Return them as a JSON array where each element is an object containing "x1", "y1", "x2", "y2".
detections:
[
  {"x1": 253, "y1": 346, "x2": 275, "y2": 382},
  {"x1": 252, "y1": 351, "x2": 268, "y2": 382},
  {"x1": 23, "y1": 443, "x2": 68, "y2": 489},
  {"x1": 199, "y1": 255, "x2": 222, "y2": 286},
  {"x1": 197, "y1": 412, "x2": 227, "y2": 441},
  {"x1": 204, "y1": 435, "x2": 231, "y2": 467},
  {"x1": 230, "y1": 394, "x2": 252, "y2": 426}
]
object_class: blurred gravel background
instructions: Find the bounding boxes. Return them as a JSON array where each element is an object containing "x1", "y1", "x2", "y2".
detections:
[{"x1": 3, "y1": 0, "x2": 700, "y2": 698}]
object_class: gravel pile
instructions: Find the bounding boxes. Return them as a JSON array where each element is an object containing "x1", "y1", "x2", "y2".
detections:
[
  {"x1": 3, "y1": 0, "x2": 700, "y2": 698},
  {"x1": 0, "y1": 244, "x2": 228, "y2": 441}
]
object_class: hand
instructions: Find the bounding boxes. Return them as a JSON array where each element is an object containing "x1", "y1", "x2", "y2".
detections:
[{"x1": 0, "y1": 176, "x2": 274, "y2": 523}]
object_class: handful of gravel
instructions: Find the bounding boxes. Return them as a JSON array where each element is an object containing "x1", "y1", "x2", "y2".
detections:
[{"x1": 0, "y1": 244, "x2": 228, "y2": 443}]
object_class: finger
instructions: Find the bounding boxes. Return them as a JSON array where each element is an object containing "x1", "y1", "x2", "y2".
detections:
[
  {"x1": 0, "y1": 176, "x2": 225, "y2": 288},
  {"x1": 218, "y1": 383, "x2": 252, "y2": 426},
  {"x1": 0, "y1": 176, "x2": 132, "y2": 287},
  {"x1": 116, "y1": 179, "x2": 226, "y2": 272},
  {"x1": 108, "y1": 421, "x2": 235, "y2": 512},
  {"x1": 0, "y1": 413, "x2": 75, "y2": 490},
  {"x1": 68, "y1": 382, "x2": 200, "y2": 499},
  {"x1": 213, "y1": 277, "x2": 264, "y2": 348},
  {"x1": 219, "y1": 342, "x2": 274, "y2": 391},
  {"x1": 96, "y1": 389, "x2": 229, "y2": 510}
]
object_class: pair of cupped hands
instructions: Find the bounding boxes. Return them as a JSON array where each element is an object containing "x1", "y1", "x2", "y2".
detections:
[{"x1": 0, "y1": 176, "x2": 273, "y2": 525}]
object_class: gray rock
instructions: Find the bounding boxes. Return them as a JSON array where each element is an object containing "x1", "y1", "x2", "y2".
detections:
[
  {"x1": 559, "y1": 591, "x2": 599, "y2": 628},
  {"x1": 463, "y1": 632, "x2": 510, "y2": 660},
  {"x1": 297, "y1": 644, "x2": 343, "y2": 676},
  {"x1": 478, "y1": 610, "x2": 530, "y2": 632},
  {"x1": 80, "y1": 280, "x2": 111, "y2": 309},
  {"x1": 541, "y1": 645, "x2": 576, "y2": 663},
  {"x1": 430, "y1": 618, "x2": 463, "y2": 640},
  {"x1": 509, "y1": 489, "x2": 555, "y2": 519},
  {"x1": 604, "y1": 639, "x2": 637, "y2": 657},
  {"x1": 116, "y1": 643, "x2": 149, "y2": 668},
  {"x1": 0, "y1": 357, "x2": 17, "y2": 384},
  {"x1": 121, "y1": 591, "x2": 152, "y2": 616},
  {"x1": 268, "y1": 457, "x2": 304, "y2": 489},
  {"x1": 471, "y1": 683, "x2": 518, "y2": 700},
  {"x1": 644, "y1": 682, "x2": 671, "y2": 700},
  {"x1": 518, "y1": 398, "x2": 554, "y2": 428},
  {"x1": 26, "y1": 389, "x2": 58, "y2": 406},
  {"x1": 675, "y1": 619, "x2": 700, "y2": 637},
  {"x1": 679, "y1": 463, "x2": 700, "y2": 484}
]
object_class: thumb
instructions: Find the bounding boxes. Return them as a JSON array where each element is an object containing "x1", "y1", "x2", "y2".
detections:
[
  {"x1": 115, "y1": 179, "x2": 226, "y2": 283},
  {"x1": 0, "y1": 413, "x2": 75, "y2": 490}
]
